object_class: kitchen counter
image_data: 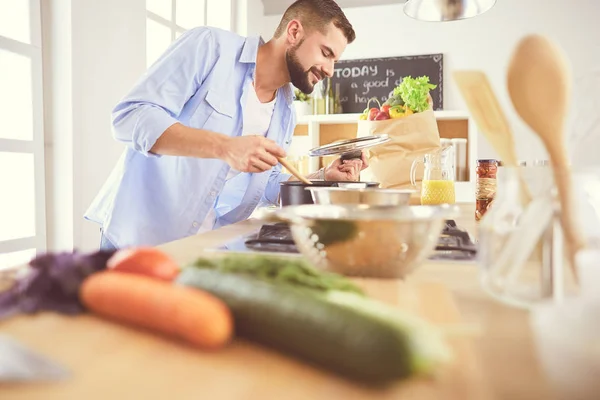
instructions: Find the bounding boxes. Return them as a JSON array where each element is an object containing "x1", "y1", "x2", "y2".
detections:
[{"x1": 0, "y1": 206, "x2": 554, "y2": 400}]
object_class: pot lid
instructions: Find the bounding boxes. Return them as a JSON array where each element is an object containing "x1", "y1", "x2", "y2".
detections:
[{"x1": 307, "y1": 134, "x2": 390, "y2": 157}]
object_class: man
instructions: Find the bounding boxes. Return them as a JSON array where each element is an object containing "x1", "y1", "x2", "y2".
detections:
[{"x1": 85, "y1": 0, "x2": 365, "y2": 250}]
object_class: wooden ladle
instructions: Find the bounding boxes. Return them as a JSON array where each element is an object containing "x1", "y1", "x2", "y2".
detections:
[
  {"x1": 507, "y1": 34, "x2": 586, "y2": 278},
  {"x1": 277, "y1": 157, "x2": 312, "y2": 185}
]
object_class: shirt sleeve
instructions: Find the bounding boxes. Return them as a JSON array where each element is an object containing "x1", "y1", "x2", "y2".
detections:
[
  {"x1": 262, "y1": 163, "x2": 292, "y2": 205},
  {"x1": 111, "y1": 27, "x2": 216, "y2": 157}
]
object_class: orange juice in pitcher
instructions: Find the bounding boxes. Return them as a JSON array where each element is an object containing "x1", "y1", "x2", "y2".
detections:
[
  {"x1": 411, "y1": 146, "x2": 456, "y2": 205},
  {"x1": 421, "y1": 179, "x2": 455, "y2": 205}
]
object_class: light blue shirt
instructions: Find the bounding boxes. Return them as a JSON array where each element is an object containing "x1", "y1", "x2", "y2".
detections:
[{"x1": 84, "y1": 27, "x2": 295, "y2": 248}]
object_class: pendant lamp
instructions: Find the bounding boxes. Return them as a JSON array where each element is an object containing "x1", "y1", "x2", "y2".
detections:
[{"x1": 404, "y1": 0, "x2": 497, "y2": 22}]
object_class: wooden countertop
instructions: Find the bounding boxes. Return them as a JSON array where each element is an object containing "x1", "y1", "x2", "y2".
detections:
[{"x1": 0, "y1": 206, "x2": 555, "y2": 400}]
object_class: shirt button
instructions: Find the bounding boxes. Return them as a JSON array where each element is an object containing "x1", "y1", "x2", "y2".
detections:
[
  {"x1": 210, "y1": 191, "x2": 217, "y2": 197},
  {"x1": 192, "y1": 222, "x2": 199, "y2": 228}
]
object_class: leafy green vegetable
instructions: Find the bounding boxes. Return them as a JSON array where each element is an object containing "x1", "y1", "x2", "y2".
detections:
[
  {"x1": 0, "y1": 250, "x2": 117, "y2": 320},
  {"x1": 393, "y1": 75, "x2": 437, "y2": 113},
  {"x1": 310, "y1": 220, "x2": 358, "y2": 246},
  {"x1": 189, "y1": 254, "x2": 364, "y2": 295},
  {"x1": 294, "y1": 88, "x2": 311, "y2": 102},
  {"x1": 383, "y1": 94, "x2": 405, "y2": 107}
]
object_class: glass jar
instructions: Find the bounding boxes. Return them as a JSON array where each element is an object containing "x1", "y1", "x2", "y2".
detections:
[
  {"x1": 410, "y1": 146, "x2": 455, "y2": 205},
  {"x1": 478, "y1": 165, "x2": 600, "y2": 309},
  {"x1": 475, "y1": 159, "x2": 498, "y2": 221}
]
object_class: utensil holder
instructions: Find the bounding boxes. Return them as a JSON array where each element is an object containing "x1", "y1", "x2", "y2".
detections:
[
  {"x1": 478, "y1": 166, "x2": 565, "y2": 308},
  {"x1": 475, "y1": 165, "x2": 600, "y2": 309}
]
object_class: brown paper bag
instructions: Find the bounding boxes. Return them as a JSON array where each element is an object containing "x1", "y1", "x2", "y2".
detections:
[{"x1": 357, "y1": 109, "x2": 441, "y2": 198}]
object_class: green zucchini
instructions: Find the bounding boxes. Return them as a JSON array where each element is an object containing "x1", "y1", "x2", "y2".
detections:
[
  {"x1": 176, "y1": 268, "x2": 414, "y2": 386},
  {"x1": 190, "y1": 255, "x2": 364, "y2": 295}
]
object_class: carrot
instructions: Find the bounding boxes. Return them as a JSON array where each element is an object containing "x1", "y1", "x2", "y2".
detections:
[
  {"x1": 80, "y1": 271, "x2": 233, "y2": 349},
  {"x1": 107, "y1": 247, "x2": 180, "y2": 281}
]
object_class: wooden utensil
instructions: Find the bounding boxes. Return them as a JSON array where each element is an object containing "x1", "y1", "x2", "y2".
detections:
[
  {"x1": 453, "y1": 71, "x2": 532, "y2": 200},
  {"x1": 278, "y1": 157, "x2": 312, "y2": 185},
  {"x1": 453, "y1": 70, "x2": 535, "y2": 213},
  {"x1": 507, "y1": 34, "x2": 586, "y2": 279},
  {"x1": 453, "y1": 71, "x2": 521, "y2": 169}
]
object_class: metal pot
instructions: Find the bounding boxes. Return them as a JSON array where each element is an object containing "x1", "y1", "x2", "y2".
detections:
[
  {"x1": 279, "y1": 181, "x2": 380, "y2": 207},
  {"x1": 306, "y1": 187, "x2": 415, "y2": 207}
]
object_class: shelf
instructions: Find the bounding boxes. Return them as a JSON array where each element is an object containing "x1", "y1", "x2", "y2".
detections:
[{"x1": 296, "y1": 110, "x2": 470, "y2": 125}]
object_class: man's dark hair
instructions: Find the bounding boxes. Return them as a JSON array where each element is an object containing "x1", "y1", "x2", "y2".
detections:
[{"x1": 274, "y1": 0, "x2": 356, "y2": 44}]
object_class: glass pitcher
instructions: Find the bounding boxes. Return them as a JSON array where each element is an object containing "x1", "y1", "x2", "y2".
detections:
[{"x1": 410, "y1": 146, "x2": 456, "y2": 205}]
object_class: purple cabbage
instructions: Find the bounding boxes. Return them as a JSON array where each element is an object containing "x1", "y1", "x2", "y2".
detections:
[{"x1": 0, "y1": 249, "x2": 117, "y2": 320}]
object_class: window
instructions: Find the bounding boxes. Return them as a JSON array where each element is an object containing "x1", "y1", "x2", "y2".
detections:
[
  {"x1": 145, "y1": 0, "x2": 233, "y2": 67},
  {"x1": 0, "y1": 0, "x2": 46, "y2": 269}
]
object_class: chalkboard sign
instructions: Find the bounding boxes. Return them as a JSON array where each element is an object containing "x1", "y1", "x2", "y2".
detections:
[{"x1": 330, "y1": 54, "x2": 444, "y2": 114}]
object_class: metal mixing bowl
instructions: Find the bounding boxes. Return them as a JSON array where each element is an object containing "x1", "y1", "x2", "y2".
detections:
[
  {"x1": 272, "y1": 204, "x2": 459, "y2": 279},
  {"x1": 306, "y1": 187, "x2": 415, "y2": 206}
]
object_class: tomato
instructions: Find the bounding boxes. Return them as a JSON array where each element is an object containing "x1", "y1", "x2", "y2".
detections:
[
  {"x1": 380, "y1": 105, "x2": 391, "y2": 114},
  {"x1": 368, "y1": 108, "x2": 379, "y2": 121},
  {"x1": 107, "y1": 247, "x2": 180, "y2": 281},
  {"x1": 374, "y1": 110, "x2": 390, "y2": 120}
]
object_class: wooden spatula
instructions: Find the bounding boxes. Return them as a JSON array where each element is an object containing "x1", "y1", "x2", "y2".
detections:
[
  {"x1": 453, "y1": 71, "x2": 520, "y2": 167},
  {"x1": 507, "y1": 34, "x2": 586, "y2": 279},
  {"x1": 453, "y1": 70, "x2": 532, "y2": 201},
  {"x1": 277, "y1": 157, "x2": 312, "y2": 185}
]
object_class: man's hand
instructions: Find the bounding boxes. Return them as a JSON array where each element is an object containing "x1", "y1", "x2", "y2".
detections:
[
  {"x1": 324, "y1": 151, "x2": 370, "y2": 181},
  {"x1": 221, "y1": 135, "x2": 286, "y2": 173}
]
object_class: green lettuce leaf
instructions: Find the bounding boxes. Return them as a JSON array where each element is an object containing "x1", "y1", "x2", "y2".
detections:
[{"x1": 393, "y1": 76, "x2": 437, "y2": 113}]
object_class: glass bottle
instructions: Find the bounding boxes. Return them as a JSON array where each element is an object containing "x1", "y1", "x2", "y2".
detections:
[
  {"x1": 475, "y1": 159, "x2": 499, "y2": 221},
  {"x1": 312, "y1": 81, "x2": 325, "y2": 115},
  {"x1": 325, "y1": 78, "x2": 334, "y2": 114},
  {"x1": 334, "y1": 83, "x2": 342, "y2": 114}
]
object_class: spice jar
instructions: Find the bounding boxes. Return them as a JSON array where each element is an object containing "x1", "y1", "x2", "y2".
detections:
[{"x1": 475, "y1": 159, "x2": 499, "y2": 221}]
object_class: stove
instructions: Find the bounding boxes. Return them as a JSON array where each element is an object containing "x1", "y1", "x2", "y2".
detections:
[{"x1": 210, "y1": 221, "x2": 477, "y2": 262}]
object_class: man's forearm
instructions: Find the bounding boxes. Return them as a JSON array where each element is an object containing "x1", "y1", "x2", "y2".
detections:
[{"x1": 149, "y1": 122, "x2": 229, "y2": 159}]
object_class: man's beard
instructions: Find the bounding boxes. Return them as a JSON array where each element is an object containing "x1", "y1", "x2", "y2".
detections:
[{"x1": 285, "y1": 42, "x2": 319, "y2": 94}]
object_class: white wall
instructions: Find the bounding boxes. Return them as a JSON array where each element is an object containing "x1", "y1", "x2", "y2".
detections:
[
  {"x1": 246, "y1": 0, "x2": 265, "y2": 37},
  {"x1": 258, "y1": 0, "x2": 600, "y2": 162},
  {"x1": 43, "y1": 0, "x2": 146, "y2": 252}
]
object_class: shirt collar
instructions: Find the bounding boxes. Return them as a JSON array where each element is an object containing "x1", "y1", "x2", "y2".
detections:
[
  {"x1": 240, "y1": 35, "x2": 263, "y2": 64},
  {"x1": 240, "y1": 36, "x2": 294, "y2": 106}
]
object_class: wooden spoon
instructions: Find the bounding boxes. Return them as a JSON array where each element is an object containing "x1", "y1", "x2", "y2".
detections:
[
  {"x1": 277, "y1": 157, "x2": 312, "y2": 185},
  {"x1": 507, "y1": 34, "x2": 586, "y2": 278}
]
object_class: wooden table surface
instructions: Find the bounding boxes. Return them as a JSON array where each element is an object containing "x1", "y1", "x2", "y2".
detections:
[{"x1": 0, "y1": 204, "x2": 556, "y2": 400}]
